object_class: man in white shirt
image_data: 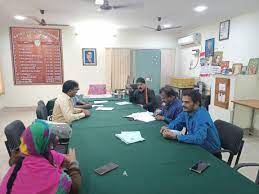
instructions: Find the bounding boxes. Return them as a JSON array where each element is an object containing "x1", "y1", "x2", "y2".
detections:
[{"x1": 53, "y1": 80, "x2": 91, "y2": 123}]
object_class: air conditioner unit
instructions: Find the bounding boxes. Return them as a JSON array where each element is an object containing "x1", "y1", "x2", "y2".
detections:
[{"x1": 177, "y1": 33, "x2": 201, "y2": 46}]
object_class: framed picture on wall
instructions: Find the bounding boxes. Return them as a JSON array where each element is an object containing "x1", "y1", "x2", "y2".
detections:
[
  {"x1": 247, "y1": 58, "x2": 259, "y2": 74},
  {"x1": 82, "y1": 48, "x2": 97, "y2": 66},
  {"x1": 205, "y1": 38, "x2": 215, "y2": 57},
  {"x1": 212, "y1": 51, "x2": 223, "y2": 65},
  {"x1": 221, "y1": 61, "x2": 229, "y2": 71},
  {"x1": 219, "y1": 20, "x2": 230, "y2": 41},
  {"x1": 232, "y1": 63, "x2": 243, "y2": 75},
  {"x1": 241, "y1": 66, "x2": 248, "y2": 75}
]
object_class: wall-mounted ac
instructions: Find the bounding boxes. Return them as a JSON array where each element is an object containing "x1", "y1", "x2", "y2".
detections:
[{"x1": 177, "y1": 33, "x2": 201, "y2": 46}]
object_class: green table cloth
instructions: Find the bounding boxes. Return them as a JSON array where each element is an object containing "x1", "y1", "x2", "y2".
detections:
[{"x1": 70, "y1": 100, "x2": 259, "y2": 194}]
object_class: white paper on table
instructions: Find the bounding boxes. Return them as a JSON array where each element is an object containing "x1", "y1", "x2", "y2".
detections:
[
  {"x1": 92, "y1": 104, "x2": 104, "y2": 107},
  {"x1": 96, "y1": 107, "x2": 114, "y2": 111},
  {"x1": 94, "y1": 100, "x2": 109, "y2": 104},
  {"x1": 85, "y1": 94, "x2": 112, "y2": 99},
  {"x1": 125, "y1": 112, "x2": 155, "y2": 122},
  {"x1": 115, "y1": 101, "x2": 132, "y2": 106},
  {"x1": 115, "y1": 131, "x2": 145, "y2": 144}
]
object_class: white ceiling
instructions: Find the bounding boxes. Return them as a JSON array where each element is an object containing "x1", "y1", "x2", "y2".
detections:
[{"x1": 0, "y1": 0, "x2": 259, "y2": 33}]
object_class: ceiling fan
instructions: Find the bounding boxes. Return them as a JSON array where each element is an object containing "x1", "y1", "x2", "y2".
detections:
[
  {"x1": 95, "y1": 0, "x2": 141, "y2": 11},
  {"x1": 144, "y1": 17, "x2": 182, "y2": 31},
  {"x1": 28, "y1": 9, "x2": 69, "y2": 27}
]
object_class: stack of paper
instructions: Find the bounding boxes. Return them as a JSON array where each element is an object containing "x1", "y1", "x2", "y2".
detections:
[
  {"x1": 96, "y1": 107, "x2": 114, "y2": 111},
  {"x1": 115, "y1": 131, "x2": 145, "y2": 144},
  {"x1": 85, "y1": 94, "x2": 112, "y2": 99},
  {"x1": 92, "y1": 104, "x2": 104, "y2": 107},
  {"x1": 94, "y1": 100, "x2": 108, "y2": 104},
  {"x1": 125, "y1": 112, "x2": 155, "y2": 122},
  {"x1": 115, "y1": 101, "x2": 132, "y2": 106}
]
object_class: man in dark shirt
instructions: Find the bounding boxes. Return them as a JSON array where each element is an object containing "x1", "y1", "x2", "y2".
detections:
[
  {"x1": 129, "y1": 77, "x2": 156, "y2": 112},
  {"x1": 155, "y1": 86, "x2": 183, "y2": 124}
]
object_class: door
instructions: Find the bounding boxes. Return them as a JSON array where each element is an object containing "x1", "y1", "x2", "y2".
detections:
[{"x1": 133, "y1": 49, "x2": 161, "y2": 94}]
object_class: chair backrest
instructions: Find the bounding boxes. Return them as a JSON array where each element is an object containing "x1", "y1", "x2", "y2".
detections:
[
  {"x1": 4, "y1": 120, "x2": 25, "y2": 151},
  {"x1": 36, "y1": 104, "x2": 48, "y2": 120},
  {"x1": 130, "y1": 84, "x2": 138, "y2": 90},
  {"x1": 46, "y1": 98, "x2": 57, "y2": 116},
  {"x1": 37, "y1": 100, "x2": 45, "y2": 106},
  {"x1": 214, "y1": 120, "x2": 244, "y2": 155},
  {"x1": 88, "y1": 84, "x2": 106, "y2": 95}
]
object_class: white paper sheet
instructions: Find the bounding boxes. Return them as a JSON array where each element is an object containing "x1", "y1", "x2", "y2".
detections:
[
  {"x1": 115, "y1": 131, "x2": 145, "y2": 144},
  {"x1": 115, "y1": 101, "x2": 132, "y2": 106},
  {"x1": 92, "y1": 105, "x2": 104, "y2": 107},
  {"x1": 94, "y1": 100, "x2": 109, "y2": 104},
  {"x1": 96, "y1": 107, "x2": 114, "y2": 111},
  {"x1": 85, "y1": 94, "x2": 112, "y2": 99},
  {"x1": 126, "y1": 112, "x2": 155, "y2": 122}
]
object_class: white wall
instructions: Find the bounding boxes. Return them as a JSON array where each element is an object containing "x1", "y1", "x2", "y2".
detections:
[
  {"x1": 0, "y1": 95, "x2": 4, "y2": 110},
  {"x1": 175, "y1": 10, "x2": 259, "y2": 131},
  {"x1": 175, "y1": 10, "x2": 259, "y2": 78},
  {"x1": 0, "y1": 35, "x2": 6, "y2": 110},
  {"x1": 0, "y1": 26, "x2": 176, "y2": 107}
]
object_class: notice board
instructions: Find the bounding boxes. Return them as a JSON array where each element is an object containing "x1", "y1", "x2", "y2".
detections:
[
  {"x1": 214, "y1": 77, "x2": 230, "y2": 109},
  {"x1": 10, "y1": 27, "x2": 63, "y2": 85}
]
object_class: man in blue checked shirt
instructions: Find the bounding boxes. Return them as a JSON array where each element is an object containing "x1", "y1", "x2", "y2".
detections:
[
  {"x1": 155, "y1": 86, "x2": 182, "y2": 124},
  {"x1": 160, "y1": 89, "x2": 221, "y2": 158}
]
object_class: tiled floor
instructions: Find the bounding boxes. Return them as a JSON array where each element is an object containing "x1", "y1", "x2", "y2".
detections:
[{"x1": 0, "y1": 107, "x2": 259, "y2": 183}]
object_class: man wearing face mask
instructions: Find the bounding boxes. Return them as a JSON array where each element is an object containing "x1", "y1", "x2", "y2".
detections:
[
  {"x1": 160, "y1": 89, "x2": 221, "y2": 158},
  {"x1": 129, "y1": 77, "x2": 156, "y2": 112}
]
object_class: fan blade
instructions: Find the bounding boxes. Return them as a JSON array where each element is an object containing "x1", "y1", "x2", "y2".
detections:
[
  {"x1": 143, "y1": 26, "x2": 156, "y2": 30},
  {"x1": 27, "y1": 16, "x2": 42, "y2": 24},
  {"x1": 45, "y1": 23, "x2": 70, "y2": 27},
  {"x1": 112, "y1": 2, "x2": 144, "y2": 9},
  {"x1": 100, "y1": 4, "x2": 113, "y2": 10},
  {"x1": 161, "y1": 26, "x2": 182, "y2": 31},
  {"x1": 112, "y1": 5, "x2": 129, "y2": 9}
]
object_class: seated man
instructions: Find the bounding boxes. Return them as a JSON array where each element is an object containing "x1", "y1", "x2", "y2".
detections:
[
  {"x1": 160, "y1": 89, "x2": 221, "y2": 157},
  {"x1": 72, "y1": 95, "x2": 92, "y2": 109},
  {"x1": 155, "y1": 86, "x2": 183, "y2": 124},
  {"x1": 53, "y1": 80, "x2": 91, "y2": 124},
  {"x1": 129, "y1": 77, "x2": 156, "y2": 112}
]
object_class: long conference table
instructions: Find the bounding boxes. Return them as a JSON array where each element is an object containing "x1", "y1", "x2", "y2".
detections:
[{"x1": 70, "y1": 98, "x2": 259, "y2": 194}]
